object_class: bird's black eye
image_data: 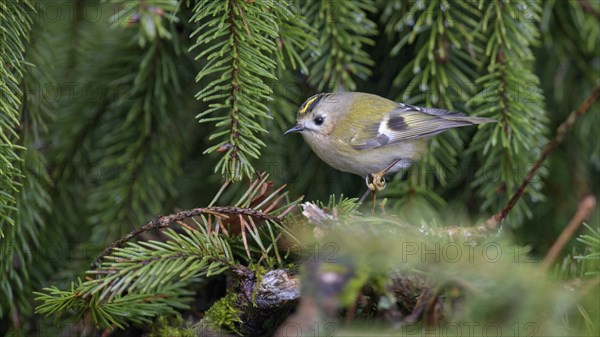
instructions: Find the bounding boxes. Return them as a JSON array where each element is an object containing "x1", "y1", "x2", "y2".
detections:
[{"x1": 314, "y1": 116, "x2": 324, "y2": 126}]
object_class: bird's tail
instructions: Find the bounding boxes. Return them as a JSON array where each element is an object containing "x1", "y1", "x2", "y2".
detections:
[{"x1": 445, "y1": 115, "x2": 497, "y2": 125}]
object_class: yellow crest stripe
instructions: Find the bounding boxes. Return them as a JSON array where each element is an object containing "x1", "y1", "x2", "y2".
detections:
[{"x1": 299, "y1": 94, "x2": 322, "y2": 115}]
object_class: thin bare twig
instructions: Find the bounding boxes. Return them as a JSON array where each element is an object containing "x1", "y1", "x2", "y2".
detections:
[
  {"x1": 580, "y1": 0, "x2": 600, "y2": 22},
  {"x1": 541, "y1": 195, "x2": 596, "y2": 272},
  {"x1": 480, "y1": 84, "x2": 600, "y2": 230}
]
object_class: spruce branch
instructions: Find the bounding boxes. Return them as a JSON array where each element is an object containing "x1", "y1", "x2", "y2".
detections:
[
  {"x1": 1, "y1": 129, "x2": 53, "y2": 321},
  {"x1": 388, "y1": 0, "x2": 482, "y2": 108},
  {"x1": 191, "y1": 0, "x2": 280, "y2": 180},
  {"x1": 64, "y1": 0, "x2": 85, "y2": 80},
  {"x1": 468, "y1": 0, "x2": 548, "y2": 225},
  {"x1": 78, "y1": 21, "x2": 196, "y2": 243},
  {"x1": 35, "y1": 281, "x2": 193, "y2": 329},
  {"x1": 273, "y1": 1, "x2": 316, "y2": 73},
  {"x1": 0, "y1": 0, "x2": 56, "y2": 323},
  {"x1": 479, "y1": 84, "x2": 600, "y2": 230},
  {"x1": 0, "y1": 0, "x2": 34, "y2": 237},
  {"x1": 303, "y1": 0, "x2": 377, "y2": 91},
  {"x1": 37, "y1": 175, "x2": 300, "y2": 328},
  {"x1": 42, "y1": 9, "x2": 195, "y2": 252},
  {"x1": 93, "y1": 205, "x2": 291, "y2": 268},
  {"x1": 110, "y1": 0, "x2": 181, "y2": 46}
]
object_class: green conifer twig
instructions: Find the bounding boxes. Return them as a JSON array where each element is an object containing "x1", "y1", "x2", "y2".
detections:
[
  {"x1": 92, "y1": 205, "x2": 291, "y2": 267},
  {"x1": 482, "y1": 84, "x2": 600, "y2": 229}
]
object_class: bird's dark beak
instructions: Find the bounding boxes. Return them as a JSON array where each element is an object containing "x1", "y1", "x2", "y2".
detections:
[{"x1": 284, "y1": 124, "x2": 304, "y2": 135}]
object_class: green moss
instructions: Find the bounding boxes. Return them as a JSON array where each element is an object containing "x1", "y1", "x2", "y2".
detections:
[
  {"x1": 250, "y1": 263, "x2": 269, "y2": 281},
  {"x1": 249, "y1": 263, "x2": 269, "y2": 305},
  {"x1": 203, "y1": 292, "x2": 243, "y2": 335},
  {"x1": 147, "y1": 316, "x2": 195, "y2": 337}
]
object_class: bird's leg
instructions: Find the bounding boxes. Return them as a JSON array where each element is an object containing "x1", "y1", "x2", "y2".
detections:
[
  {"x1": 358, "y1": 188, "x2": 372, "y2": 204},
  {"x1": 371, "y1": 191, "x2": 377, "y2": 213}
]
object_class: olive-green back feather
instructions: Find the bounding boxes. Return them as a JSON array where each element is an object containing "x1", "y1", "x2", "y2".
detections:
[{"x1": 348, "y1": 101, "x2": 496, "y2": 150}]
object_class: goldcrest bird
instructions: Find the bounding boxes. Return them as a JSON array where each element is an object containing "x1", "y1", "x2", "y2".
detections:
[{"x1": 284, "y1": 92, "x2": 496, "y2": 191}]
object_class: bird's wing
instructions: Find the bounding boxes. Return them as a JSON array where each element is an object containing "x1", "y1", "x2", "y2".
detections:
[{"x1": 349, "y1": 103, "x2": 492, "y2": 150}]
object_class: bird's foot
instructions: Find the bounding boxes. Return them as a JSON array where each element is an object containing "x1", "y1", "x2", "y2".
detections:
[{"x1": 366, "y1": 172, "x2": 387, "y2": 191}]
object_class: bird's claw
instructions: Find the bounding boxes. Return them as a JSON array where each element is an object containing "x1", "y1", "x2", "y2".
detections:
[{"x1": 366, "y1": 173, "x2": 386, "y2": 191}]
